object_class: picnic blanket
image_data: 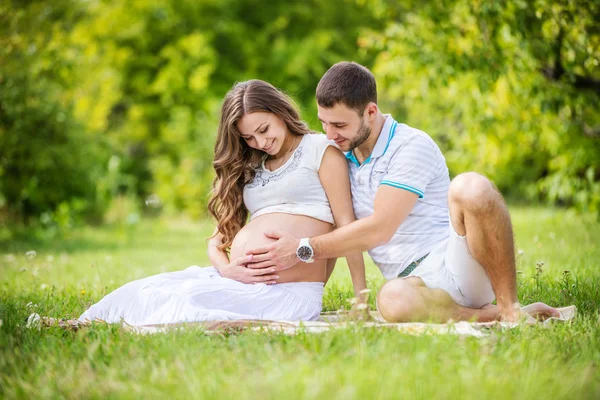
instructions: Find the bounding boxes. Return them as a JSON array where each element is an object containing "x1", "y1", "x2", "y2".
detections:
[{"x1": 30, "y1": 306, "x2": 577, "y2": 338}]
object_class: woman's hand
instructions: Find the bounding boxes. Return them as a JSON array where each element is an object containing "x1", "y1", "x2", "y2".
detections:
[{"x1": 219, "y1": 254, "x2": 280, "y2": 284}]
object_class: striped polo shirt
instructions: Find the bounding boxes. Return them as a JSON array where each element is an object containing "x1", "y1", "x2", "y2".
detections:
[{"x1": 346, "y1": 115, "x2": 451, "y2": 279}]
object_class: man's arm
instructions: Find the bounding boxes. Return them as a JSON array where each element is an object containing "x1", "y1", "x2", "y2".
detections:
[
  {"x1": 247, "y1": 185, "x2": 418, "y2": 269},
  {"x1": 316, "y1": 185, "x2": 418, "y2": 257}
]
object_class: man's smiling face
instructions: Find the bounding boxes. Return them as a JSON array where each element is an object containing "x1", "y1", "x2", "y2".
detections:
[{"x1": 317, "y1": 103, "x2": 371, "y2": 152}]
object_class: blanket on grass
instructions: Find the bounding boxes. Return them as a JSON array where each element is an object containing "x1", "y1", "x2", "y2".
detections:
[{"x1": 30, "y1": 306, "x2": 577, "y2": 338}]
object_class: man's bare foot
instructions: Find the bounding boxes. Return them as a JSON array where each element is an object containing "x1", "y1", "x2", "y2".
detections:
[{"x1": 498, "y1": 304, "x2": 523, "y2": 323}]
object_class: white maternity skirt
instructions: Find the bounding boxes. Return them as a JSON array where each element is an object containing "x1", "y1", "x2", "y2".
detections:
[{"x1": 78, "y1": 266, "x2": 324, "y2": 325}]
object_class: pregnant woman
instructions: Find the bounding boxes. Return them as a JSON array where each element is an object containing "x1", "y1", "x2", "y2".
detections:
[{"x1": 78, "y1": 80, "x2": 367, "y2": 325}]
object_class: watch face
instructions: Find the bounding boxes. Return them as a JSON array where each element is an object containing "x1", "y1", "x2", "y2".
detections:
[{"x1": 297, "y1": 245, "x2": 313, "y2": 261}]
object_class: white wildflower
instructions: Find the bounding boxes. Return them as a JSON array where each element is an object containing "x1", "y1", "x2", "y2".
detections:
[
  {"x1": 26, "y1": 313, "x2": 41, "y2": 329},
  {"x1": 144, "y1": 194, "x2": 162, "y2": 208}
]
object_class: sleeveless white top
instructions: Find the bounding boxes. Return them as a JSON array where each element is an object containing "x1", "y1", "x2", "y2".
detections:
[{"x1": 243, "y1": 133, "x2": 335, "y2": 223}]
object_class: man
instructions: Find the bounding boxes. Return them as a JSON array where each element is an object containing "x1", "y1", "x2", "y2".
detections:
[{"x1": 247, "y1": 61, "x2": 559, "y2": 322}]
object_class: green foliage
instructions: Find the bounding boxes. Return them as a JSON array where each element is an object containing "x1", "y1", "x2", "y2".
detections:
[
  {"x1": 1, "y1": 0, "x2": 386, "y2": 224},
  {"x1": 1, "y1": 0, "x2": 599, "y2": 225},
  {"x1": 370, "y1": 0, "x2": 600, "y2": 213},
  {"x1": 0, "y1": 1, "x2": 109, "y2": 225}
]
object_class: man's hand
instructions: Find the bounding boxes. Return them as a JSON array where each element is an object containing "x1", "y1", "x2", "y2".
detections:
[
  {"x1": 219, "y1": 254, "x2": 279, "y2": 284},
  {"x1": 245, "y1": 230, "x2": 301, "y2": 271}
]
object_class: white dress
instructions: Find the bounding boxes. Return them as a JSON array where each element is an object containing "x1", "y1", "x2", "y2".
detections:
[
  {"x1": 78, "y1": 134, "x2": 335, "y2": 326},
  {"x1": 79, "y1": 267, "x2": 323, "y2": 324}
]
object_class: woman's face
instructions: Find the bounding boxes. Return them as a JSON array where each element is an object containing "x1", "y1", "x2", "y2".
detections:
[{"x1": 237, "y1": 111, "x2": 291, "y2": 157}]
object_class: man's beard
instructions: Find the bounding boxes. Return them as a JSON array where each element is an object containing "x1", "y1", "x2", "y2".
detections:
[{"x1": 347, "y1": 119, "x2": 371, "y2": 151}]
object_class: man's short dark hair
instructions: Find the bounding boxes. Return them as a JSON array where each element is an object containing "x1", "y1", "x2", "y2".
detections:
[{"x1": 316, "y1": 61, "x2": 377, "y2": 114}]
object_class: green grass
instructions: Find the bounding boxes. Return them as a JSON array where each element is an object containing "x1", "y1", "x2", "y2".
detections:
[{"x1": 1, "y1": 207, "x2": 599, "y2": 399}]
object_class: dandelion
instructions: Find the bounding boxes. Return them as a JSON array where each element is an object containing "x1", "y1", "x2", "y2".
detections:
[
  {"x1": 40, "y1": 283, "x2": 48, "y2": 290},
  {"x1": 81, "y1": 289, "x2": 86, "y2": 295},
  {"x1": 25, "y1": 250, "x2": 37, "y2": 260}
]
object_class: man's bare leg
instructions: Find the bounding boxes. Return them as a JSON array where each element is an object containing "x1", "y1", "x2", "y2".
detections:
[
  {"x1": 448, "y1": 172, "x2": 522, "y2": 321},
  {"x1": 377, "y1": 171, "x2": 560, "y2": 323},
  {"x1": 377, "y1": 277, "x2": 499, "y2": 323},
  {"x1": 377, "y1": 277, "x2": 560, "y2": 323}
]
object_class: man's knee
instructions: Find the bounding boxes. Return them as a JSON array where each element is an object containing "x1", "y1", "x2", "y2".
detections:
[
  {"x1": 449, "y1": 172, "x2": 499, "y2": 213},
  {"x1": 377, "y1": 278, "x2": 422, "y2": 323}
]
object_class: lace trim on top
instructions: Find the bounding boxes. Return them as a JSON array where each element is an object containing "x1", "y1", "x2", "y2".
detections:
[{"x1": 246, "y1": 143, "x2": 304, "y2": 189}]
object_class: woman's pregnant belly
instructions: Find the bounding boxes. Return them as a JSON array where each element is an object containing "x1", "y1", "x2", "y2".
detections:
[{"x1": 230, "y1": 213, "x2": 333, "y2": 283}]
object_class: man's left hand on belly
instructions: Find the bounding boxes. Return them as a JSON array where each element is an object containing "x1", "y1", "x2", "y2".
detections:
[{"x1": 245, "y1": 230, "x2": 301, "y2": 271}]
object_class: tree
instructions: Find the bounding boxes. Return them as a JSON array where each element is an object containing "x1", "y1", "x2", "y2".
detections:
[
  {"x1": 0, "y1": 0, "x2": 107, "y2": 225},
  {"x1": 370, "y1": 0, "x2": 600, "y2": 213}
]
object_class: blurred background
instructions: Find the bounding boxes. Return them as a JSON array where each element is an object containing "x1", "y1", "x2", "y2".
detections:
[{"x1": 1, "y1": 0, "x2": 598, "y2": 238}]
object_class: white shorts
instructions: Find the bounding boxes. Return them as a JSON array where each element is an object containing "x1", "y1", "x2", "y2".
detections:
[{"x1": 407, "y1": 224, "x2": 495, "y2": 308}]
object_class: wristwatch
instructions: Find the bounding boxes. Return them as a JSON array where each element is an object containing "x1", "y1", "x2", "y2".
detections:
[{"x1": 296, "y1": 238, "x2": 314, "y2": 263}]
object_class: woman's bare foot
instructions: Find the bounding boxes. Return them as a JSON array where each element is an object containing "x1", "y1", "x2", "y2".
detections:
[
  {"x1": 520, "y1": 302, "x2": 562, "y2": 320},
  {"x1": 481, "y1": 302, "x2": 561, "y2": 322},
  {"x1": 501, "y1": 302, "x2": 562, "y2": 322}
]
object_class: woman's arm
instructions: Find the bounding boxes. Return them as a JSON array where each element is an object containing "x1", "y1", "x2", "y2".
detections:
[
  {"x1": 208, "y1": 228, "x2": 230, "y2": 272},
  {"x1": 318, "y1": 146, "x2": 367, "y2": 298}
]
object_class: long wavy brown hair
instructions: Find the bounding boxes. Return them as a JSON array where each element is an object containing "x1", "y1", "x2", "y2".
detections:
[{"x1": 208, "y1": 80, "x2": 313, "y2": 251}]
